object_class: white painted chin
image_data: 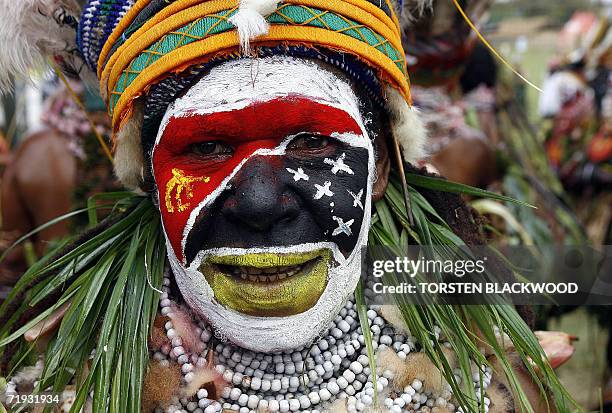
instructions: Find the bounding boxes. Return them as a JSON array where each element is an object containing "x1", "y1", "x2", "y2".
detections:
[{"x1": 167, "y1": 241, "x2": 366, "y2": 353}]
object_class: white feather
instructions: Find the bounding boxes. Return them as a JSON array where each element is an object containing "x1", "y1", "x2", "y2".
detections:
[
  {"x1": 401, "y1": 0, "x2": 434, "y2": 22},
  {"x1": 386, "y1": 86, "x2": 428, "y2": 163},
  {"x1": 0, "y1": 0, "x2": 85, "y2": 92},
  {"x1": 229, "y1": 0, "x2": 281, "y2": 53}
]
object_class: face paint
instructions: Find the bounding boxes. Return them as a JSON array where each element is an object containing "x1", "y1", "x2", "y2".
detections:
[{"x1": 152, "y1": 56, "x2": 375, "y2": 352}]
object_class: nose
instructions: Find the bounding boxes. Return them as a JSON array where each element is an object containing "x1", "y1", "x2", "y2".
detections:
[{"x1": 222, "y1": 157, "x2": 300, "y2": 232}]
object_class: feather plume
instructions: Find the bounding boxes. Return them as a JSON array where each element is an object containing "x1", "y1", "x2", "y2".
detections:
[
  {"x1": 167, "y1": 305, "x2": 204, "y2": 354},
  {"x1": 181, "y1": 367, "x2": 227, "y2": 399},
  {"x1": 229, "y1": 0, "x2": 280, "y2": 53},
  {"x1": 0, "y1": 0, "x2": 91, "y2": 92}
]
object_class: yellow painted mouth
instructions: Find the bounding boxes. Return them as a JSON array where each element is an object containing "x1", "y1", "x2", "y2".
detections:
[{"x1": 201, "y1": 250, "x2": 331, "y2": 317}]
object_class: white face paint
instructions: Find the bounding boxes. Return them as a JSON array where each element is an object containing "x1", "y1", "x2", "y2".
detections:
[{"x1": 154, "y1": 56, "x2": 376, "y2": 352}]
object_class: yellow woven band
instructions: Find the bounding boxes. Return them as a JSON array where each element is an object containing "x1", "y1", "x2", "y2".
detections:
[{"x1": 100, "y1": 0, "x2": 411, "y2": 133}]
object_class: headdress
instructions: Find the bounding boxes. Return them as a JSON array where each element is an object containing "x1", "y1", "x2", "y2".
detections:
[{"x1": 0, "y1": 0, "x2": 428, "y2": 188}]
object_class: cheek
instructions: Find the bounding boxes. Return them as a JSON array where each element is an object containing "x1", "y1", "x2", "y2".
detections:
[
  {"x1": 278, "y1": 147, "x2": 372, "y2": 252},
  {"x1": 152, "y1": 138, "x2": 278, "y2": 263}
]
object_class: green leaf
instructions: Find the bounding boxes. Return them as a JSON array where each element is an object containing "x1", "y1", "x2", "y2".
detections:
[{"x1": 405, "y1": 173, "x2": 536, "y2": 208}]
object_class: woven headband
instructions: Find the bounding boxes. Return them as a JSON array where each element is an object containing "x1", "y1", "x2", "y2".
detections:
[{"x1": 95, "y1": 0, "x2": 411, "y2": 134}]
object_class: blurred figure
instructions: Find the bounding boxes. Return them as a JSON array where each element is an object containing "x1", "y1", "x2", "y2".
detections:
[
  {"x1": 540, "y1": 11, "x2": 612, "y2": 245},
  {"x1": 404, "y1": 0, "x2": 585, "y2": 248},
  {"x1": 402, "y1": 0, "x2": 499, "y2": 189},
  {"x1": 0, "y1": 81, "x2": 117, "y2": 294},
  {"x1": 461, "y1": 43, "x2": 500, "y2": 145}
]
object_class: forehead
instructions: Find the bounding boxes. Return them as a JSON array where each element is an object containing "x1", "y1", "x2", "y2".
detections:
[{"x1": 161, "y1": 56, "x2": 364, "y2": 132}]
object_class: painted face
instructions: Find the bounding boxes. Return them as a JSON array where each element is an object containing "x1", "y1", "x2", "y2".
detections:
[{"x1": 152, "y1": 56, "x2": 375, "y2": 352}]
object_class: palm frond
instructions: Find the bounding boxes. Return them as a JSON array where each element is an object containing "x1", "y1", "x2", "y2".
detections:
[
  {"x1": 0, "y1": 195, "x2": 165, "y2": 413},
  {"x1": 371, "y1": 177, "x2": 582, "y2": 413}
]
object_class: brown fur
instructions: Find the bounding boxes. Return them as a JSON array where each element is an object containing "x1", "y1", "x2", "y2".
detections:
[
  {"x1": 142, "y1": 361, "x2": 182, "y2": 413},
  {"x1": 380, "y1": 305, "x2": 411, "y2": 336},
  {"x1": 486, "y1": 381, "x2": 515, "y2": 413},
  {"x1": 488, "y1": 353, "x2": 557, "y2": 413},
  {"x1": 149, "y1": 324, "x2": 170, "y2": 351},
  {"x1": 432, "y1": 407, "x2": 453, "y2": 413},
  {"x1": 394, "y1": 352, "x2": 448, "y2": 394},
  {"x1": 377, "y1": 347, "x2": 457, "y2": 395},
  {"x1": 149, "y1": 316, "x2": 171, "y2": 350}
]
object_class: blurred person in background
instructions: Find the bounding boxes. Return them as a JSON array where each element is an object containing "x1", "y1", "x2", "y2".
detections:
[
  {"x1": 540, "y1": 10, "x2": 612, "y2": 246},
  {"x1": 0, "y1": 80, "x2": 118, "y2": 298}
]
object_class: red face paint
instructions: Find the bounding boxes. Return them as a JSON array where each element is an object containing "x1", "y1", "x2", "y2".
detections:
[{"x1": 153, "y1": 97, "x2": 363, "y2": 263}]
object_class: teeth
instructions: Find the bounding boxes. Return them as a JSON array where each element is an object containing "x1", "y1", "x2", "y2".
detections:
[{"x1": 228, "y1": 262, "x2": 312, "y2": 282}]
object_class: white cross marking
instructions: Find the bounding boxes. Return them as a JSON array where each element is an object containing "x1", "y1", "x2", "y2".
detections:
[
  {"x1": 332, "y1": 216, "x2": 355, "y2": 237},
  {"x1": 286, "y1": 167, "x2": 309, "y2": 182},
  {"x1": 347, "y1": 189, "x2": 364, "y2": 210},
  {"x1": 324, "y1": 153, "x2": 354, "y2": 175},
  {"x1": 314, "y1": 181, "x2": 334, "y2": 199}
]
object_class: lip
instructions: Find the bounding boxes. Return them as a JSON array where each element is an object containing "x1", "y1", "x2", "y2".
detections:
[{"x1": 200, "y1": 250, "x2": 331, "y2": 317}]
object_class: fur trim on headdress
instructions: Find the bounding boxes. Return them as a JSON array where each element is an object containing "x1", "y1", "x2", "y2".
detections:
[
  {"x1": 229, "y1": 0, "x2": 281, "y2": 53},
  {"x1": 387, "y1": 87, "x2": 428, "y2": 163},
  {"x1": 114, "y1": 104, "x2": 145, "y2": 190},
  {"x1": 0, "y1": 0, "x2": 93, "y2": 91}
]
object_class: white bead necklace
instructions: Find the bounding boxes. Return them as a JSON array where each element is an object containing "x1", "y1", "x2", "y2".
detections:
[{"x1": 156, "y1": 275, "x2": 491, "y2": 413}]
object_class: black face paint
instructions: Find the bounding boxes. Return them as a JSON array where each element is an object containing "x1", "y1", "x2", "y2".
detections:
[{"x1": 184, "y1": 138, "x2": 370, "y2": 265}]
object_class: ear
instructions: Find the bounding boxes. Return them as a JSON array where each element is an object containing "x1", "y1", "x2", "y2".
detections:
[{"x1": 372, "y1": 134, "x2": 391, "y2": 202}]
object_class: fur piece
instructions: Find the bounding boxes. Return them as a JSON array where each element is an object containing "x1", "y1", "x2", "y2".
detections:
[
  {"x1": 142, "y1": 361, "x2": 182, "y2": 412},
  {"x1": 11, "y1": 359, "x2": 44, "y2": 390},
  {"x1": 114, "y1": 104, "x2": 145, "y2": 190},
  {"x1": 0, "y1": 0, "x2": 92, "y2": 91},
  {"x1": 377, "y1": 347, "x2": 405, "y2": 379},
  {"x1": 168, "y1": 306, "x2": 204, "y2": 353},
  {"x1": 149, "y1": 323, "x2": 170, "y2": 351},
  {"x1": 229, "y1": 0, "x2": 280, "y2": 53},
  {"x1": 150, "y1": 315, "x2": 171, "y2": 350},
  {"x1": 380, "y1": 305, "x2": 411, "y2": 336},
  {"x1": 379, "y1": 347, "x2": 455, "y2": 395},
  {"x1": 180, "y1": 367, "x2": 227, "y2": 399},
  {"x1": 485, "y1": 381, "x2": 514, "y2": 413},
  {"x1": 386, "y1": 87, "x2": 428, "y2": 163},
  {"x1": 395, "y1": 351, "x2": 448, "y2": 394},
  {"x1": 432, "y1": 407, "x2": 453, "y2": 413}
]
